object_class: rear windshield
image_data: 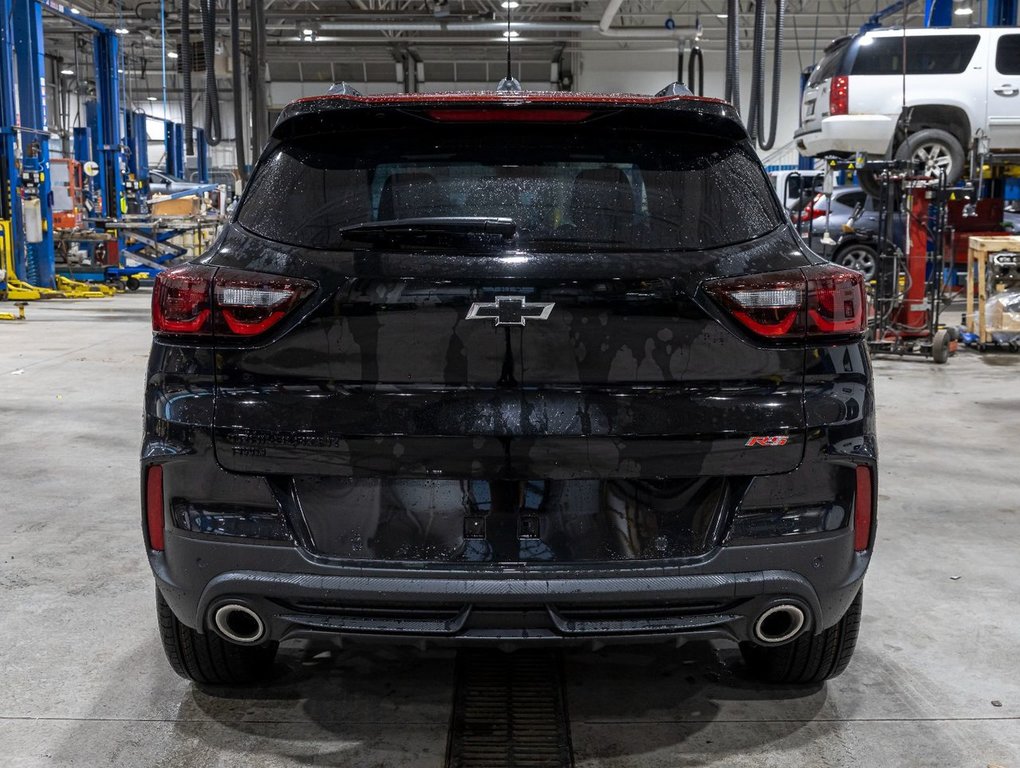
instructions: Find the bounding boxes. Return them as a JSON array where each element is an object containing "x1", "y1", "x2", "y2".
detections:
[
  {"x1": 851, "y1": 34, "x2": 980, "y2": 75},
  {"x1": 236, "y1": 122, "x2": 783, "y2": 252},
  {"x1": 808, "y1": 40, "x2": 851, "y2": 86}
]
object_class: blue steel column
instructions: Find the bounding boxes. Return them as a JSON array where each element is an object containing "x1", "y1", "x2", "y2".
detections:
[
  {"x1": 988, "y1": 0, "x2": 1018, "y2": 26},
  {"x1": 93, "y1": 29, "x2": 124, "y2": 220},
  {"x1": 924, "y1": 0, "x2": 953, "y2": 25},
  {"x1": 0, "y1": 0, "x2": 24, "y2": 281},
  {"x1": 13, "y1": 0, "x2": 55, "y2": 286}
]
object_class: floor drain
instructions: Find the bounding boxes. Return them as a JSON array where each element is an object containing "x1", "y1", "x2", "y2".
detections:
[{"x1": 445, "y1": 649, "x2": 574, "y2": 768}]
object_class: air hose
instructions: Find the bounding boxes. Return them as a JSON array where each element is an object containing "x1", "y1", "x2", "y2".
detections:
[
  {"x1": 746, "y1": 0, "x2": 787, "y2": 150},
  {"x1": 230, "y1": 0, "x2": 247, "y2": 182},
  {"x1": 724, "y1": 0, "x2": 740, "y2": 111},
  {"x1": 181, "y1": 0, "x2": 193, "y2": 155},
  {"x1": 687, "y1": 45, "x2": 704, "y2": 96},
  {"x1": 200, "y1": 0, "x2": 221, "y2": 145}
]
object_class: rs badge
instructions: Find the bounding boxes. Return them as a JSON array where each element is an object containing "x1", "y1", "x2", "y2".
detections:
[
  {"x1": 466, "y1": 296, "x2": 555, "y2": 327},
  {"x1": 746, "y1": 436, "x2": 790, "y2": 447}
]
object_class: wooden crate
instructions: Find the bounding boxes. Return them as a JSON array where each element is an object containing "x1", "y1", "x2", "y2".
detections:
[
  {"x1": 965, "y1": 235, "x2": 1020, "y2": 344},
  {"x1": 150, "y1": 196, "x2": 201, "y2": 216}
]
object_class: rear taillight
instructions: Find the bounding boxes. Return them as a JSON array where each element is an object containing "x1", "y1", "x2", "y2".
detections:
[
  {"x1": 853, "y1": 465, "x2": 874, "y2": 551},
  {"x1": 796, "y1": 197, "x2": 827, "y2": 223},
  {"x1": 152, "y1": 265, "x2": 316, "y2": 338},
  {"x1": 829, "y1": 75, "x2": 849, "y2": 116},
  {"x1": 145, "y1": 465, "x2": 165, "y2": 551},
  {"x1": 152, "y1": 264, "x2": 212, "y2": 334},
  {"x1": 706, "y1": 264, "x2": 867, "y2": 340}
]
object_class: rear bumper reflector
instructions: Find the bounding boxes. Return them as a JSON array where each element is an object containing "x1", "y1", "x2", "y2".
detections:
[{"x1": 146, "y1": 465, "x2": 165, "y2": 551}]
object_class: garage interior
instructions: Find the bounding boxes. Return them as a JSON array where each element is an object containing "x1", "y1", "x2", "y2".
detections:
[{"x1": 2, "y1": 0, "x2": 1020, "y2": 766}]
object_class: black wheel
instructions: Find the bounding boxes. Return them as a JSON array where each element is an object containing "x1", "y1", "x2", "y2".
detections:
[
  {"x1": 932, "y1": 328, "x2": 951, "y2": 364},
  {"x1": 895, "y1": 129, "x2": 965, "y2": 185},
  {"x1": 855, "y1": 168, "x2": 883, "y2": 198},
  {"x1": 741, "y1": 589, "x2": 863, "y2": 685},
  {"x1": 155, "y1": 589, "x2": 277, "y2": 685},
  {"x1": 834, "y1": 242, "x2": 878, "y2": 281},
  {"x1": 126, "y1": 276, "x2": 141, "y2": 291}
]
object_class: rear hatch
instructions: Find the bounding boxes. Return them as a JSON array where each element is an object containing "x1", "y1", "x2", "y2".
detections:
[
  {"x1": 801, "y1": 36, "x2": 854, "y2": 129},
  {"x1": 208, "y1": 98, "x2": 811, "y2": 562}
]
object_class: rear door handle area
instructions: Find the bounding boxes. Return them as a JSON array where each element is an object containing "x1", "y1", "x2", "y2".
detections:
[{"x1": 994, "y1": 85, "x2": 1019, "y2": 97}]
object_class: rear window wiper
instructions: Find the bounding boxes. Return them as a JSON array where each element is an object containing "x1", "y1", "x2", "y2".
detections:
[{"x1": 338, "y1": 217, "x2": 517, "y2": 245}]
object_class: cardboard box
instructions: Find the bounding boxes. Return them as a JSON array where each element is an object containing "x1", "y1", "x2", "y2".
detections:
[{"x1": 150, "y1": 196, "x2": 201, "y2": 216}]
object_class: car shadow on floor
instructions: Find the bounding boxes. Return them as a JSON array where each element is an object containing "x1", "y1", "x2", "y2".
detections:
[{"x1": 167, "y1": 639, "x2": 828, "y2": 766}]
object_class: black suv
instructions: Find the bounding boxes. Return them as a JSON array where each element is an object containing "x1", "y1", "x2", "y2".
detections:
[{"x1": 143, "y1": 88, "x2": 875, "y2": 687}]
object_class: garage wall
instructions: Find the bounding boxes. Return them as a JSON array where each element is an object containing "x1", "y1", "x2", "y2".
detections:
[{"x1": 578, "y1": 46, "x2": 816, "y2": 163}]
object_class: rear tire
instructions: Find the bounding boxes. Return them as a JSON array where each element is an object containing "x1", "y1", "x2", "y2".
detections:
[
  {"x1": 155, "y1": 589, "x2": 277, "y2": 685},
  {"x1": 741, "y1": 589, "x2": 863, "y2": 684},
  {"x1": 855, "y1": 168, "x2": 883, "y2": 199},
  {"x1": 932, "y1": 328, "x2": 951, "y2": 364},
  {"x1": 834, "y1": 242, "x2": 879, "y2": 281},
  {"x1": 895, "y1": 129, "x2": 965, "y2": 185}
]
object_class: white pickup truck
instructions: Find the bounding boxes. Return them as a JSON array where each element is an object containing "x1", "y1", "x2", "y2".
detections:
[{"x1": 796, "y1": 27, "x2": 1020, "y2": 193}]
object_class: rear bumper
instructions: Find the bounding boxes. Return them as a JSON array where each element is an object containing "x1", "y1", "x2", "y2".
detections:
[
  {"x1": 152, "y1": 530, "x2": 868, "y2": 647},
  {"x1": 796, "y1": 115, "x2": 896, "y2": 157}
]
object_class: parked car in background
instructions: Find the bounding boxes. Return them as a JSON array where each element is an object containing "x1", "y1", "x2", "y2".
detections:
[
  {"x1": 794, "y1": 186, "x2": 905, "y2": 280},
  {"x1": 143, "y1": 88, "x2": 875, "y2": 689},
  {"x1": 796, "y1": 28, "x2": 1020, "y2": 194},
  {"x1": 792, "y1": 185, "x2": 869, "y2": 251}
]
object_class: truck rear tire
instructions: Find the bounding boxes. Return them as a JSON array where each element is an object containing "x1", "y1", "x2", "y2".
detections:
[
  {"x1": 740, "y1": 589, "x2": 863, "y2": 685},
  {"x1": 895, "y1": 129, "x2": 965, "y2": 185},
  {"x1": 156, "y1": 589, "x2": 278, "y2": 685}
]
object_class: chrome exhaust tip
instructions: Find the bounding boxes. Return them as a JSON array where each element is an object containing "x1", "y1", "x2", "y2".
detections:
[
  {"x1": 753, "y1": 604, "x2": 806, "y2": 644},
  {"x1": 213, "y1": 604, "x2": 266, "y2": 644}
]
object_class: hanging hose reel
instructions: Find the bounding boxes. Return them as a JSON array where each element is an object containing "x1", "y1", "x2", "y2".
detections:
[
  {"x1": 200, "y1": 0, "x2": 221, "y2": 146},
  {"x1": 181, "y1": 0, "x2": 193, "y2": 155},
  {"x1": 687, "y1": 45, "x2": 704, "y2": 97},
  {"x1": 746, "y1": 0, "x2": 787, "y2": 150}
]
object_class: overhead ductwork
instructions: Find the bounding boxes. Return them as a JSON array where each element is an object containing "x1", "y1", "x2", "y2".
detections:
[{"x1": 311, "y1": 20, "x2": 699, "y2": 40}]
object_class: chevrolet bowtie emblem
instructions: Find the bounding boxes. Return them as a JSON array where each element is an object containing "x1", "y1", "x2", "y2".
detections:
[{"x1": 466, "y1": 296, "x2": 555, "y2": 327}]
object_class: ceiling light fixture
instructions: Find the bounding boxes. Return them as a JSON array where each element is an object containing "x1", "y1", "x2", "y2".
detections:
[
  {"x1": 60, "y1": 67, "x2": 75, "y2": 76},
  {"x1": 114, "y1": 27, "x2": 129, "y2": 35},
  {"x1": 147, "y1": 96, "x2": 157, "y2": 101},
  {"x1": 503, "y1": 29, "x2": 519, "y2": 37},
  {"x1": 716, "y1": 12, "x2": 727, "y2": 17},
  {"x1": 70, "y1": 5, "x2": 81, "y2": 12},
  {"x1": 167, "y1": 50, "x2": 179, "y2": 58},
  {"x1": 954, "y1": 6, "x2": 973, "y2": 13},
  {"x1": 302, "y1": 28, "x2": 314, "y2": 35},
  {"x1": 501, "y1": 1, "x2": 520, "y2": 8}
]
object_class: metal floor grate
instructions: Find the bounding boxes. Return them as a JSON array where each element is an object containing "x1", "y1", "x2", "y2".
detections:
[{"x1": 445, "y1": 650, "x2": 574, "y2": 768}]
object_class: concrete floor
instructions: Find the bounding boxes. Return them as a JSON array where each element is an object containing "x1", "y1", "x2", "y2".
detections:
[{"x1": 2, "y1": 292, "x2": 1019, "y2": 767}]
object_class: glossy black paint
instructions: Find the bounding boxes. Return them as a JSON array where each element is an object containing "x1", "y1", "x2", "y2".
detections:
[{"x1": 143, "y1": 94, "x2": 876, "y2": 648}]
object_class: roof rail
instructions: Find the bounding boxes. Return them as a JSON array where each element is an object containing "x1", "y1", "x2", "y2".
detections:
[
  {"x1": 326, "y1": 82, "x2": 364, "y2": 96},
  {"x1": 655, "y1": 82, "x2": 694, "y2": 97}
]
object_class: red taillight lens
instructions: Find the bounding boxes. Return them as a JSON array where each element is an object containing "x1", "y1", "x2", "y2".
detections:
[
  {"x1": 829, "y1": 75, "x2": 849, "y2": 116},
  {"x1": 706, "y1": 264, "x2": 867, "y2": 340},
  {"x1": 145, "y1": 465, "x2": 165, "y2": 551},
  {"x1": 807, "y1": 266, "x2": 867, "y2": 335},
  {"x1": 152, "y1": 265, "x2": 213, "y2": 334},
  {"x1": 853, "y1": 464, "x2": 874, "y2": 552},
  {"x1": 152, "y1": 266, "x2": 316, "y2": 338}
]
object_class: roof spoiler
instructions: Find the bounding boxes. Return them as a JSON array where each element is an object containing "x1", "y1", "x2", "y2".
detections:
[{"x1": 655, "y1": 82, "x2": 694, "y2": 97}]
